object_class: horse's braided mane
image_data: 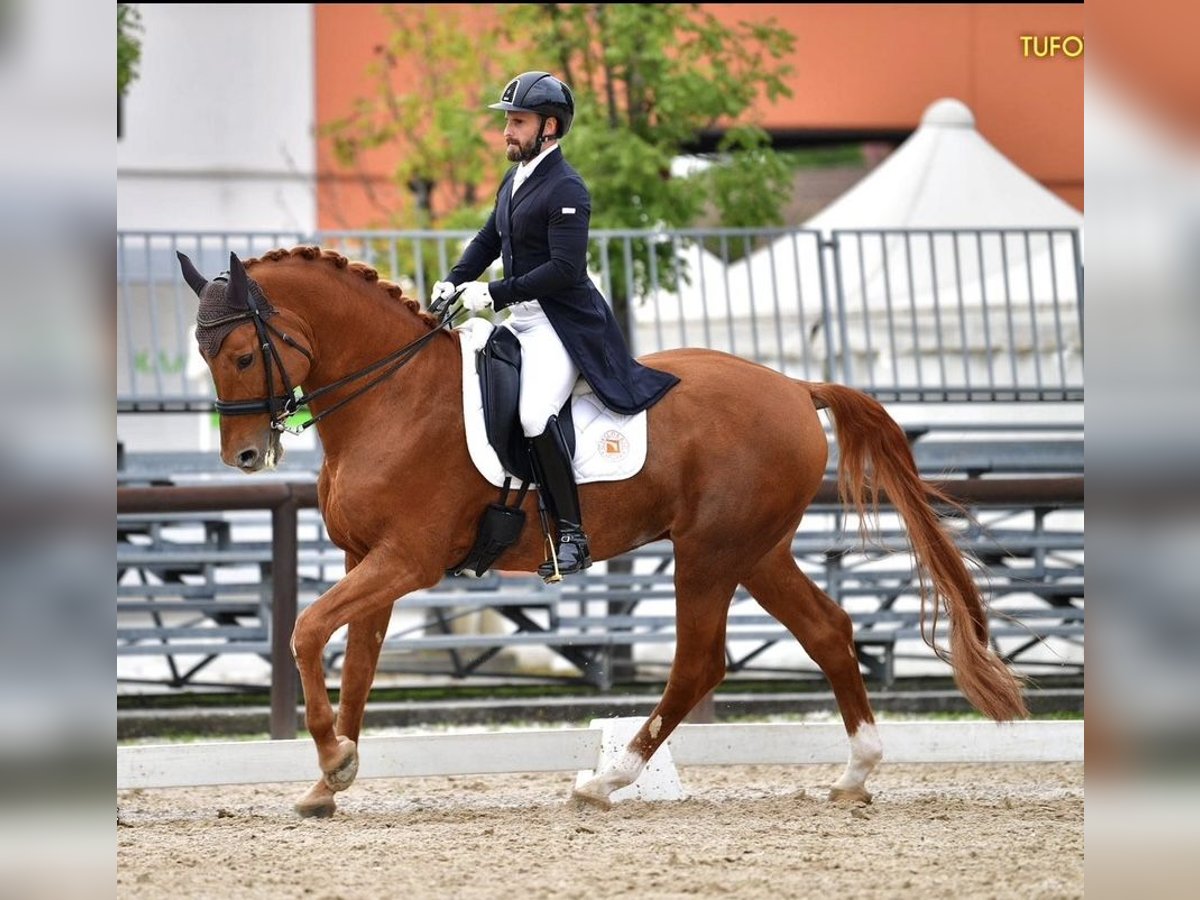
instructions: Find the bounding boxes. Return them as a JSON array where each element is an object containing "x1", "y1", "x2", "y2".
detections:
[{"x1": 245, "y1": 245, "x2": 437, "y2": 328}]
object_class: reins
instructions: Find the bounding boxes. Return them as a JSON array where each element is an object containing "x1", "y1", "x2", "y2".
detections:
[
  {"x1": 211, "y1": 270, "x2": 461, "y2": 435},
  {"x1": 280, "y1": 305, "x2": 459, "y2": 435}
]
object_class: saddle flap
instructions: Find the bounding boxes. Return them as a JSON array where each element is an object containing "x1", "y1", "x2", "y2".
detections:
[
  {"x1": 478, "y1": 326, "x2": 574, "y2": 484},
  {"x1": 478, "y1": 327, "x2": 532, "y2": 482}
]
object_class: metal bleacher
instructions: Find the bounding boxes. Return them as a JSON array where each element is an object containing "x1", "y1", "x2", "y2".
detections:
[{"x1": 117, "y1": 428, "x2": 1083, "y2": 692}]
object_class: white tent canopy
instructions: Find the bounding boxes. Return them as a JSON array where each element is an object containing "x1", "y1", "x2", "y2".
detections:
[
  {"x1": 630, "y1": 98, "x2": 1083, "y2": 398},
  {"x1": 804, "y1": 97, "x2": 1082, "y2": 232},
  {"x1": 716, "y1": 98, "x2": 1084, "y2": 389}
]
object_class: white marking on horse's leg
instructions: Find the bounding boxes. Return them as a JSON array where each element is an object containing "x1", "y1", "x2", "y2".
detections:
[
  {"x1": 572, "y1": 749, "x2": 646, "y2": 808},
  {"x1": 649, "y1": 715, "x2": 663, "y2": 739},
  {"x1": 830, "y1": 722, "x2": 882, "y2": 802}
]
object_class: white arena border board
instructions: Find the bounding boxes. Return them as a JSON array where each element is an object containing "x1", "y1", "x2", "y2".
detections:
[{"x1": 118, "y1": 719, "x2": 1083, "y2": 792}]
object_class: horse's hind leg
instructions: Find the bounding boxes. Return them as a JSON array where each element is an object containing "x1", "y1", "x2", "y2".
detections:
[
  {"x1": 572, "y1": 559, "x2": 736, "y2": 808},
  {"x1": 743, "y1": 540, "x2": 882, "y2": 803},
  {"x1": 294, "y1": 603, "x2": 393, "y2": 818}
]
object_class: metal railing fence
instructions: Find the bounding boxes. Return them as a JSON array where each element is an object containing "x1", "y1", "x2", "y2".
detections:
[{"x1": 116, "y1": 226, "x2": 1082, "y2": 411}]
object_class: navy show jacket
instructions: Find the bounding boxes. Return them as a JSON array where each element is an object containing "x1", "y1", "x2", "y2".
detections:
[{"x1": 446, "y1": 148, "x2": 680, "y2": 416}]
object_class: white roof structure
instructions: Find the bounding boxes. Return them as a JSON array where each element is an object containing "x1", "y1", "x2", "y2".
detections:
[
  {"x1": 803, "y1": 97, "x2": 1082, "y2": 232},
  {"x1": 630, "y1": 97, "x2": 1083, "y2": 402},
  {"x1": 706, "y1": 98, "x2": 1085, "y2": 386}
]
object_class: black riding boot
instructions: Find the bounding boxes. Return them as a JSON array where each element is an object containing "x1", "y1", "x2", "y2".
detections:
[{"x1": 528, "y1": 416, "x2": 592, "y2": 580}]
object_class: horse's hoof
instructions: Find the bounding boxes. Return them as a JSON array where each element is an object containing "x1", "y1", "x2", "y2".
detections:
[
  {"x1": 321, "y1": 736, "x2": 359, "y2": 792},
  {"x1": 570, "y1": 787, "x2": 613, "y2": 811},
  {"x1": 568, "y1": 777, "x2": 614, "y2": 811},
  {"x1": 294, "y1": 796, "x2": 337, "y2": 818},
  {"x1": 828, "y1": 786, "x2": 873, "y2": 805},
  {"x1": 294, "y1": 781, "x2": 337, "y2": 818}
]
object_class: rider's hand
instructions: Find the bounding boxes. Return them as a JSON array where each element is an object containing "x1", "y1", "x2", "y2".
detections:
[
  {"x1": 458, "y1": 281, "x2": 494, "y2": 312},
  {"x1": 430, "y1": 280, "x2": 457, "y2": 307}
]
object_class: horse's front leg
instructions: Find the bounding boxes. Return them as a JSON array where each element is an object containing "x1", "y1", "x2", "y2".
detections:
[
  {"x1": 289, "y1": 552, "x2": 435, "y2": 813},
  {"x1": 293, "y1": 571, "x2": 394, "y2": 817}
]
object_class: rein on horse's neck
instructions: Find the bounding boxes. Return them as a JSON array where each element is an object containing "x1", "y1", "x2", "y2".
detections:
[{"x1": 255, "y1": 259, "x2": 457, "y2": 438}]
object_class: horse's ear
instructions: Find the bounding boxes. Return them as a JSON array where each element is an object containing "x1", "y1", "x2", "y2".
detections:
[
  {"x1": 177, "y1": 251, "x2": 208, "y2": 297},
  {"x1": 228, "y1": 251, "x2": 248, "y2": 305}
]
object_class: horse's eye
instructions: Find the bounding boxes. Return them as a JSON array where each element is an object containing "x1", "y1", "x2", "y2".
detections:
[{"x1": 236, "y1": 353, "x2": 255, "y2": 371}]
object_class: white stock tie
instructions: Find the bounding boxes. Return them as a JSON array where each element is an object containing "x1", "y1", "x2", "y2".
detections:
[{"x1": 512, "y1": 166, "x2": 530, "y2": 197}]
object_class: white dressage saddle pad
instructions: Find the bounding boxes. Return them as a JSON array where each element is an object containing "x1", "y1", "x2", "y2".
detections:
[{"x1": 455, "y1": 317, "x2": 648, "y2": 488}]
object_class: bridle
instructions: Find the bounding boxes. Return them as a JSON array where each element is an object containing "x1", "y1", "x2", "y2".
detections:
[{"x1": 209, "y1": 268, "x2": 459, "y2": 436}]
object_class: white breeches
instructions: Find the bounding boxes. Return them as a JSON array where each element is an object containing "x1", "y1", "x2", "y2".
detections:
[{"x1": 502, "y1": 302, "x2": 580, "y2": 437}]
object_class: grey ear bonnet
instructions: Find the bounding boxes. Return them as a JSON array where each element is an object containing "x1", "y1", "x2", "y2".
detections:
[
  {"x1": 184, "y1": 259, "x2": 278, "y2": 358},
  {"x1": 195, "y1": 278, "x2": 278, "y2": 358}
]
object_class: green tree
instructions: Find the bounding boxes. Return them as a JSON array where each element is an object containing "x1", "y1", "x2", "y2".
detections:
[
  {"x1": 118, "y1": 4, "x2": 143, "y2": 101},
  {"x1": 326, "y1": 4, "x2": 797, "y2": 325},
  {"x1": 319, "y1": 4, "x2": 527, "y2": 289},
  {"x1": 319, "y1": 4, "x2": 520, "y2": 233},
  {"x1": 508, "y1": 3, "x2": 798, "y2": 324},
  {"x1": 515, "y1": 4, "x2": 795, "y2": 229}
]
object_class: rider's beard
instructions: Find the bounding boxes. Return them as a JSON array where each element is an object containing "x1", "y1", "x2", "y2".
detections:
[{"x1": 505, "y1": 134, "x2": 540, "y2": 163}]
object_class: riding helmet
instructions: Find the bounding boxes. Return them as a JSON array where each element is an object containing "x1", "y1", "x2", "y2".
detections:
[{"x1": 489, "y1": 71, "x2": 575, "y2": 138}]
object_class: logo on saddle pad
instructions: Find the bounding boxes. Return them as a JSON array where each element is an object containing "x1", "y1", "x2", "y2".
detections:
[{"x1": 599, "y1": 429, "x2": 630, "y2": 461}]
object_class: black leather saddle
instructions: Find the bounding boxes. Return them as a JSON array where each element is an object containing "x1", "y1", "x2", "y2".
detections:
[
  {"x1": 478, "y1": 326, "x2": 574, "y2": 484},
  {"x1": 446, "y1": 326, "x2": 578, "y2": 580}
]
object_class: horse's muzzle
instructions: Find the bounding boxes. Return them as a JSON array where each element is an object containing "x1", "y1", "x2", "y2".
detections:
[
  {"x1": 225, "y1": 430, "x2": 282, "y2": 473},
  {"x1": 236, "y1": 447, "x2": 262, "y2": 471}
]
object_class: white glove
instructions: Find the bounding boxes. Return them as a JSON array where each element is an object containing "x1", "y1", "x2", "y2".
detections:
[
  {"x1": 430, "y1": 280, "x2": 457, "y2": 305},
  {"x1": 458, "y1": 281, "x2": 494, "y2": 312}
]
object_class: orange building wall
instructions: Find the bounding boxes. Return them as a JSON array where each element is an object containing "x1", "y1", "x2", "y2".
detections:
[
  {"x1": 314, "y1": 3, "x2": 1082, "y2": 229},
  {"x1": 314, "y1": 5, "x2": 423, "y2": 230}
]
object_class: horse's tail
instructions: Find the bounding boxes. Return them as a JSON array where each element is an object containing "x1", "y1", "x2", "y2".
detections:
[{"x1": 808, "y1": 382, "x2": 1028, "y2": 722}]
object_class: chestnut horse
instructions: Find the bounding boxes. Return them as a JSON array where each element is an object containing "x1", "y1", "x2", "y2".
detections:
[{"x1": 180, "y1": 246, "x2": 1026, "y2": 818}]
